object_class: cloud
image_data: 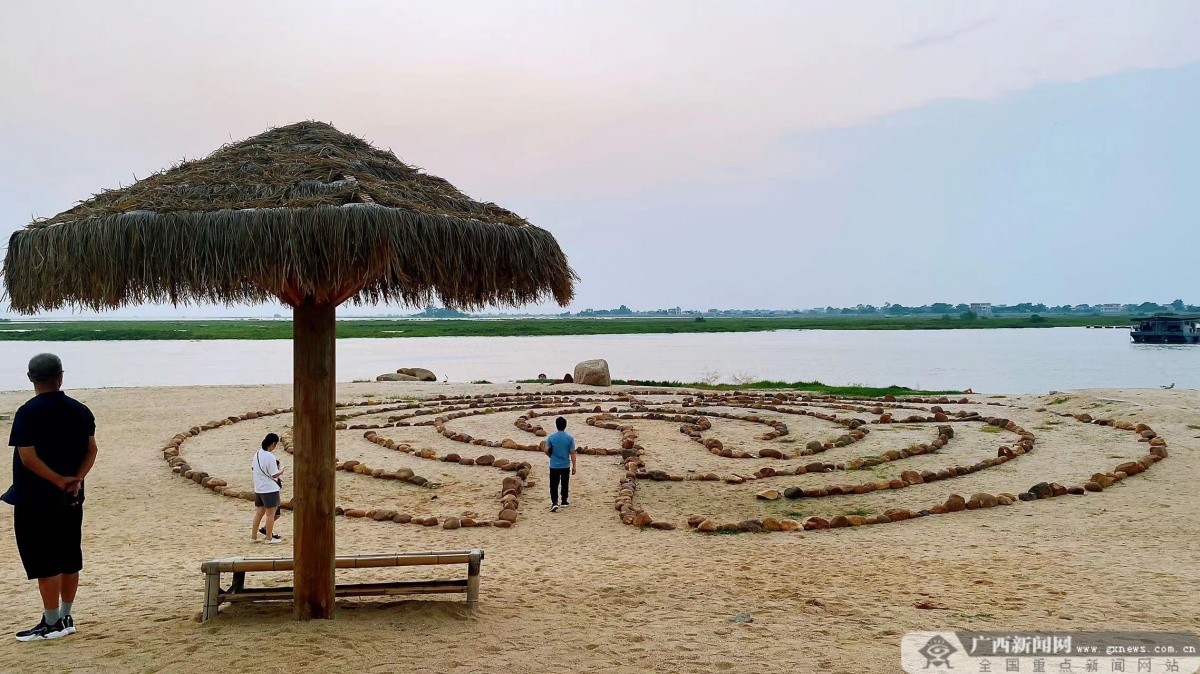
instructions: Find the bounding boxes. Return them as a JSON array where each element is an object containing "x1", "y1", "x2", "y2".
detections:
[{"x1": 900, "y1": 16, "x2": 997, "y2": 50}]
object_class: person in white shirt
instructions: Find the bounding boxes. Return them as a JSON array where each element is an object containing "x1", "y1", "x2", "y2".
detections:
[{"x1": 251, "y1": 433, "x2": 285, "y2": 544}]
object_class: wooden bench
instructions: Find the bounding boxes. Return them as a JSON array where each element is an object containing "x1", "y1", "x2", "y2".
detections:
[{"x1": 200, "y1": 549, "x2": 483, "y2": 622}]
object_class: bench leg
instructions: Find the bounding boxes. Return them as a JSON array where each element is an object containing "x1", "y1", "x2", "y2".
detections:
[
  {"x1": 230, "y1": 571, "x2": 245, "y2": 594},
  {"x1": 202, "y1": 571, "x2": 221, "y2": 622},
  {"x1": 466, "y1": 552, "x2": 481, "y2": 609}
]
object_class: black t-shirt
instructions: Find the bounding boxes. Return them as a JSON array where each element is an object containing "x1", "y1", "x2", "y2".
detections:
[{"x1": 7, "y1": 391, "x2": 96, "y2": 507}]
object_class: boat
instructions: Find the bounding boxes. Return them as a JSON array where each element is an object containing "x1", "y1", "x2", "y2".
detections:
[{"x1": 1130, "y1": 314, "x2": 1200, "y2": 344}]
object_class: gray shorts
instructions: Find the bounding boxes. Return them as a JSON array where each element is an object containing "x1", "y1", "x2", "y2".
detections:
[{"x1": 254, "y1": 492, "x2": 281, "y2": 508}]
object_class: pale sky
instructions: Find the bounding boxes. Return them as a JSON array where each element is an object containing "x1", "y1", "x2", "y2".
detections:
[{"x1": 2, "y1": 1, "x2": 1197, "y2": 317}]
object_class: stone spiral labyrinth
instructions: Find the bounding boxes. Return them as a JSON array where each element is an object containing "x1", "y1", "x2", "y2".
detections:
[{"x1": 159, "y1": 387, "x2": 1170, "y2": 534}]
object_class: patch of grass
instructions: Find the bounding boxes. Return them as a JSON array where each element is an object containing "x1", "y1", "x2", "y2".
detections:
[
  {"x1": 980, "y1": 426, "x2": 1003, "y2": 433},
  {"x1": 471, "y1": 380, "x2": 492, "y2": 384},
  {"x1": 844, "y1": 507, "x2": 876, "y2": 517},
  {"x1": 784, "y1": 510, "x2": 809, "y2": 519},
  {"x1": 778, "y1": 437, "x2": 796, "y2": 443},
  {"x1": 705, "y1": 529, "x2": 752, "y2": 535},
  {"x1": 988, "y1": 395, "x2": 1007, "y2": 399},
  {"x1": 1048, "y1": 396, "x2": 1071, "y2": 405},
  {"x1": 1188, "y1": 424, "x2": 1200, "y2": 430},
  {"x1": 363, "y1": 393, "x2": 377, "y2": 398},
  {"x1": 1034, "y1": 425, "x2": 1054, "y2": 431}
]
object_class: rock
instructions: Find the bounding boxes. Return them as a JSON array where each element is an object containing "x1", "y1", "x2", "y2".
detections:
[
  {"x1": 687, "y1": 514, "x2": 706, "y2": 528},
  {"x1": 1066, "y1": 486, "x2": 1085, "y2": 495},
  {"x1": 997, "y1": 495, "x2": 1013, "y2": 506},
  {"x1": 783, "y1": 487, "x2": 804, "y2": 499},
  {"x1": 492, "y1": 520, "x2": 512, "y2": 528},
  {"x1": 900, "y1": 470, "x2": 924, "y2": 485},
  {"x1": 737, "y1": 520, "x2": 764, "y2": 533},
  {"x1": 1114, "y1": 461, "x2": 1142, "y2": 476},
  {"x1": 1018, "y1": 492, "x2": 1037, "y2": 502},
  {"x1": 829, "y1": 515, "x2": 851, "y2": 528},
  {"x1": 967, "y1": 493, "x2": 998, "y2": 509},
  {"x1": 373, "y1": 509, "x2": 398, "y2": 521},
  {"x1": 755, "y1": 489, "x2": 781, "y2": 501},
  {"x1": 632, "y1": 512, "x2": 653, "y2": 527},
  {"x1": 1084, "y1": 481, "x2": 1103, "y2": 492},
  {"x1": 1029, "y1": 482, "x2": 1054, "y2": 499},
  {"x1": 758, "y1": 448, "x2": 784, "y2": 459},
  {"x1": 724, "y1": 475, "x2": 746, "y2": 485},
  {"x1": 761, "y1": 517, "x2": 782, "y2": 532},
  {"x1": 397, "y1": 367, "x2": 437, "y2": 381},
  {"x1": 376, "y1": 373, "x2": 420, "y2": 382},
  {"x1": 498, "y1": 509, "x2": 519, "y2": 523},
  {"x1": 443, "y1": 517, "x2": 461, "y2": 530},
  {"x1": 803, "y1": 517, "x2": 830, "y2": 530},
  {"x1": 779, "y1": 519, "x2": 800, "y2": 532},
  {"x1": 945, "y1": 494, "x2": 967, "y2": 512},
  {"x1": 502, "y1": 476, "x2": 524, "y2": 495},
  {"x1": 573, "y1": 359, "x2": 612, "y2": 387},
  {"x1": 475, "y1": 454, "x2": 495, "y2": 466},
  {"x1": 393, "y1": 513, "x2": 412, "y2": 524},
  {"x1": 729, "y1": 613, "x2": 754, "y2": 624},
  {"x1": 650, "y1": 521, "x2": 676, "y2": 530},
  {"x1": 697, "y1": 519, "x2": 718, "y2": 532},
  {"x1": 1050, "y1": 483, "x2": 1067, "y2": 497}
]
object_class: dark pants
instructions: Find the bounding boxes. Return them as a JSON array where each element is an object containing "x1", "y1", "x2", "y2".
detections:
[
  {"x1": 14, "y1": 504, "x2": 84, "y2": 580},
  {"x1": 549, "y1": 468, "x2": 571, "y2": 505}
]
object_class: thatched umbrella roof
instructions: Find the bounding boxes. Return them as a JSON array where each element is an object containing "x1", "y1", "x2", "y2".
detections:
[{"x1": 4, "y1": 121, "x2": 576, "y2": 312}]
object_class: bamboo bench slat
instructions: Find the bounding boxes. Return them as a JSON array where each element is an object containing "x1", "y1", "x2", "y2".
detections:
[{"x1": 222, "y1": 579, "x2": 469, "y2": 603}]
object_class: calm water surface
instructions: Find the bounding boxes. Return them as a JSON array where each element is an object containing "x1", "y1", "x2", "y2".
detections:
[{"x1": 0, "y1": 327, "x2": 1194, "y2": 394}]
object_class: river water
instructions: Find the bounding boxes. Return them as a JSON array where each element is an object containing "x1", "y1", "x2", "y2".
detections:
[{"x1": 0, "y1": 327, "x2": 1194, "y2": 394}]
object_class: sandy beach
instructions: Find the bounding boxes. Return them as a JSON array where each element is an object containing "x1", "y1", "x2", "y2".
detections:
[{"x1": 0, "y1": 382, "x2": 1197, "y2": 674}]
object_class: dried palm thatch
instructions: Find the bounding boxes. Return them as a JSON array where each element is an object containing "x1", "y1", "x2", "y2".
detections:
[{"x1": 4, "y1": 121, "x2": 576, "y2": 312}]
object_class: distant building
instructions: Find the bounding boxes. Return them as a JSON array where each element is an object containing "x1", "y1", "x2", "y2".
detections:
[
  {"x1": 667, "y1": 307, "x2": 682, "y2": 316},
  {"x1": 969, "y1": 303, "x2": 993, "y2": 317},
  {"x1": 1099, "y1": 304, "x2": 1124, "y2": 315}
]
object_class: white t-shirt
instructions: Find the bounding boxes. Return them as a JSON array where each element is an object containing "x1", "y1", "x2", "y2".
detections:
[{"x1": 252, "y1": 449, "x2": 282, "y2": 494}]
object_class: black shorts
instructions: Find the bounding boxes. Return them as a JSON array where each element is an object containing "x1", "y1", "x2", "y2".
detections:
[
  {"x1": 14, "y1": 504, "x2": 84, "y2": 580},
  {"x1": 255, "y1": 492, "x2": 281, "y2": 508}
]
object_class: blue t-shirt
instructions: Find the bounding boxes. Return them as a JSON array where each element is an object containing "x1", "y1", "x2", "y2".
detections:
[{"x1": 545, "y1": 431, "x2": 576, "y2": 469}]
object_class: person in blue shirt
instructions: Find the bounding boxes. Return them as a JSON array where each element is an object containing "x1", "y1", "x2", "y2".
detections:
[{"x1": 543, "y1": 417, "x2": 576, "y2": 512}]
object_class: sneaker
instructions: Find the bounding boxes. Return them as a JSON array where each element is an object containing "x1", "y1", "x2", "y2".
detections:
[
  {"x1": 259, "y1": 528, "x2": 282, "y2": 540},
  {"x1": 265, "y1": 537, "x2": 283, "y2": 544},
  {"x1": 560, "y1": 502, "x2": 570, "y2": 509},
  {"x1": 15, "y1": 618, "x2": 69, "y2": 642},
  {"x1": 62, "y1": 614, "x2": 75, "y2": 635},
  {"x1": 550, "y1": 504, "x2": 559, "y2": 513}
]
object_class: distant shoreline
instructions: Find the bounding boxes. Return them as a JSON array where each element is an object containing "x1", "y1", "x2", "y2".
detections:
[{"x1": 0, "y1": 315, "x2": 1133, "y2": 341}]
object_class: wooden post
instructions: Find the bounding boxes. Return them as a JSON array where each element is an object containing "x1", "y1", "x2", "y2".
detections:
[
  {"x1": 292, "y1": 301, "x2": 337, "y2": 620},
  {"x1": 202, "y1": 570, "x2": 221, "y2": 622},
  {"x1": 466, "y1": 549, "x2": 482, "y2": 609}
]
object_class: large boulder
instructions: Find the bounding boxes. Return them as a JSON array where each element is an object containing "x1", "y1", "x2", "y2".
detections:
[
  {"x1": 397, "y1": 368, "x2": 437, "y2": 382},
  {"x1": 573, "y1": 359, "x2": 612, "y2": 387},
  {"x1": 377, "y1": 373, "x2": 419, "y2": 382}
]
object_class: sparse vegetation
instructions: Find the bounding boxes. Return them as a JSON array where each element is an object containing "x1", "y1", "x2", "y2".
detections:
[
  {"x1": 980, "y1": 426, "x2": 1003, "y2": 433},
  {"x1": 1049, "y1": 397, "x2": 1071, "y2": 405},
  {"x1": 0, "y1": 314, "x2": 1135, "y2": 342},
  {"x1": 845, "y1": 507, "x2": 876, "y2": 517}
]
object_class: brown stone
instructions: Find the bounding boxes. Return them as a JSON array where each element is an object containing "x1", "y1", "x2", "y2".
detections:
[
  {"x1": 492, "y1": 519, "x2": 512, "y2": 528},
  {"x1": 803, "y1": 517, "x2": 830, "y2": 530},
  {"x1": 1084, "y1": 481, "x2": 1103, "y2": 492},
  {"x1": 967, "y1": 493, "x2": 999, "y2": 509},
  {"x1": 687, "y1": 514, "x2": 706, "y2": 528},
  {"x1": 650, "y1": 521, "x2": 676, "y2": 530},
  {"x1": 498, "y1": 508, "x2": 519, "y2": 523},
  {"x1": 945, "y1": 494, "x2": 967, "y2": 512},
  {"x1": 442, "y1": 517, "x2": 461, "y2": 530},
  {"x1": 755, "y1": 489, "x2": 781, "y2": 501},
  {"x1": 632, "y1": 512, "x2": 653, "y2": 527},
  {"x1": 778, "y1": 519, "x2": 800, "y2": 532},
  {"x1": 931, "y1": 505, "x2": 950, "y2": 514},
  {"x1": 829, "y1": 515, "x2": 851, "y2": 528},
  {"x1": 900, "y1": 470, "x2": 924, "y2": 485},
  {"x1": 758, "y1": 448, "x2": 784, "y2": 459},
  {"x1": 697, "y1": 519, "x2": 718, "y2": 532},
  {"x1": 1066, "y1": 486, "x2": 1085, "y2": 495},
  {"x1": 761, "y1": 517, "x2": 782, "y2": 532}
]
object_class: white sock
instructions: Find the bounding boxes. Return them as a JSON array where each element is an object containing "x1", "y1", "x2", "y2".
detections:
[
  {"x1": 60, "y1": 601, "x2": 73, "y2": 618},
  {"x1": 43, "y1": 608, "x2": 59, "y2": 624}
]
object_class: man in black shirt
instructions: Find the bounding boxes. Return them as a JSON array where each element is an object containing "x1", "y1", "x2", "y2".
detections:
[{"x1": 4, "y1": 354, "x2": 97, "y2": 641}]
